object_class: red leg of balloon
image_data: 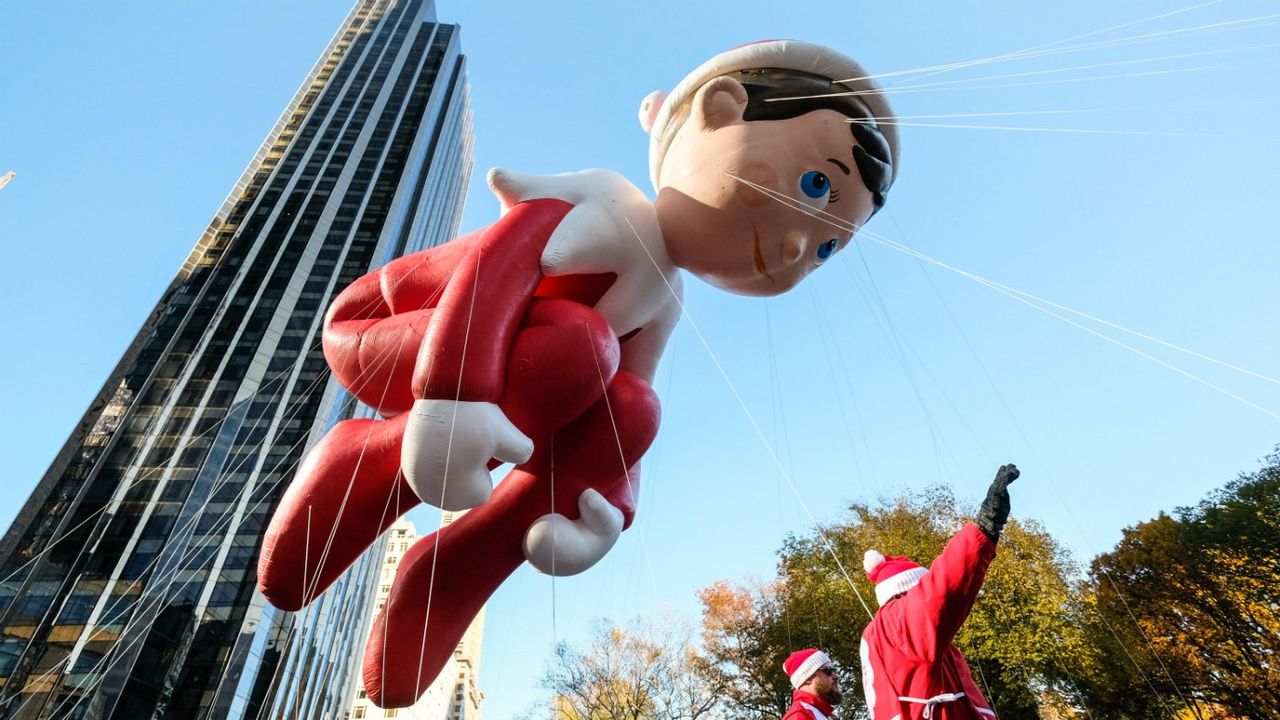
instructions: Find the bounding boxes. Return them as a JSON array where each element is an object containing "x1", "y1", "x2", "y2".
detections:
[
  {"x1": 259, "y1": 413, "x2": 416, "y2": 610},
  {"x1": 363, "y1": 371, "x2": 660, "y2": 708},
  {"x1": 259, "y1": 237, "x2": 470, "y2": 609}
]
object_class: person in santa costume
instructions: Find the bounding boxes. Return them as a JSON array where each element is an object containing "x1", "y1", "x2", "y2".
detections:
[
  {"x1": 858, "y1": 464, "x2": 1020, "y2": 719},
  {"x1": 783, "y1": 648, "x2": 844, "y2": 720}
]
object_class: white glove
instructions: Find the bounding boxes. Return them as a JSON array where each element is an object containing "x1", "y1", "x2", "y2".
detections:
[
  {"x1": 522, "y1": 489, "x2": 623, "y2": 576},
  {"x1": 401, "y1": 398, "x2": 533, "y2": 511}
]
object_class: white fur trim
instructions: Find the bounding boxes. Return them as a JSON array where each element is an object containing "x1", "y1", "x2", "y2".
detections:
[
  {"x1": 645, "y1": 39, "x2": 898, "y2": 191},
  {"x1": 860, "y1": 636, "x2": 876, "y2": 711},
  {"x1": 875, "y1": 566, "x2": 927, "y2": 606},
  {"x1": 800, "y1": 703, "x2": 829, "y2": 720},
  {"x1": 789, "y1": 650, "x2": 832, "y2": 689},
  {"x1": 864, "y1": 549, "x2": 885, "y2": 573}
]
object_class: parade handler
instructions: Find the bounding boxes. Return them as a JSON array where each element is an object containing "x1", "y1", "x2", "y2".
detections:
[
  {"x1": 783, "y1": 649, "x2": 844, "y2": 720},
  {"x1": 859, "y1": 464, "x2": 1021, "y2": 719}
]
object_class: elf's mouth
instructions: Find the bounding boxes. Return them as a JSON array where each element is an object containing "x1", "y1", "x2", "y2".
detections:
[{"x1": 752, "y1": 226, "x2": 773, "y2": 281}]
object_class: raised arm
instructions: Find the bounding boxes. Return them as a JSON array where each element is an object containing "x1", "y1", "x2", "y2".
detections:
[{"x1": 891, "y1": 464, "x2": 1019, "y2": 660}]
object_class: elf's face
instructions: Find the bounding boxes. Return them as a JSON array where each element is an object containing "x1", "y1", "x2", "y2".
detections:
[{"x1": 655, "y1": 77, "x2": 876, "y2": 297}]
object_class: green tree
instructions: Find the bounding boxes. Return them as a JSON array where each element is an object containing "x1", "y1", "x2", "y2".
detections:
[
  {"x1": 1078, "y1": 451, "x2": 1280, "y2": 719},
  {"x1": 535, "y1": 619, "x2": 722, "y2": 720},
  {"x1": 699, "y1": 486, "x2": 1093, "y2": 720}
]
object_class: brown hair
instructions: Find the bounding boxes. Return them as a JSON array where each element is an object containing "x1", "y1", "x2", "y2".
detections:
[{"x1": 736, "y1": 68, "x2": 893, "y2": 214}]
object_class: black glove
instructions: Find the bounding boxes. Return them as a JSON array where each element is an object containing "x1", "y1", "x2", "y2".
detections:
[{"x1": 976, "y1": 464, "x2": 1019, "y2": 541}]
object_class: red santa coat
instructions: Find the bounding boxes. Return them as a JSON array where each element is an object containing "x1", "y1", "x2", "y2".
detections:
[
  {"x1": 784, "y1": 690, "x2": 837, "y2": 720},
  {"x1": 859, "y1": 524, "x2": 998, "y2": 719}
]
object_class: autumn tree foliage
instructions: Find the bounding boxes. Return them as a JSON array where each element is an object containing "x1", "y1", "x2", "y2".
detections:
[
  {"x1": 697, "y1": 579, "x2": 793, "y2": 720},
  {"x1": 544, "y1": 453, "x2": 1278, "y2": 720},
  {"x1": 698, "y1": 487, "x2": 1089, "y2": 720},
  {"x1": 1076, "y1": 452, "x2": 1280, "y2": 719},
  {"x1": 537, "y1": 620, "x2": 721, "y2": 720}
]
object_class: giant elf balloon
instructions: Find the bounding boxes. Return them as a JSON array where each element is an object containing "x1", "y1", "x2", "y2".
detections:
[{"x1": 257, "y1": 40, "x2": 898, "y2": 708}]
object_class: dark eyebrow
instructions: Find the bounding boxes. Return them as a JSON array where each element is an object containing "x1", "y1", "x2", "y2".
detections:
[{"x1": 826, "y1": 158, "x2": 851, "y2": 175}]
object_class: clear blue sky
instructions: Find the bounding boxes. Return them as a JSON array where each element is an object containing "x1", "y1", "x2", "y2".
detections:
[{"x1": 2, "y1": 1, "x2": 1278, "y2": 717}]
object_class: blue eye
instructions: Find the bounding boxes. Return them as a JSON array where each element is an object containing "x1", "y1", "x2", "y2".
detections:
[
  {"x1": 799, "y1": 171, "x2": 830, "y2": 199},
  {"x1": 816, "y1": 238, "x2": 840, "y2": 261}
]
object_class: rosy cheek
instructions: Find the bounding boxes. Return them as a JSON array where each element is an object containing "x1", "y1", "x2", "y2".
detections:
[{"x1": 730, "y1": 162, "x2": 779, "y2": 208}]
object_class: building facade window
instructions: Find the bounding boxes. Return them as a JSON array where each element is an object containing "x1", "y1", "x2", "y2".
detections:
[{"x1": 0, "y1": 4, "x2": 473, "y2": 720}]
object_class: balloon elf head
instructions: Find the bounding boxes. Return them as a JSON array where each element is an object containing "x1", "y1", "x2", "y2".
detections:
[
  {"x1": 644, "y1": 40, "x2": 898, "y2": 295},
  {"x1": 257, "y1": 40, "x2": 896, "y2": 709}
]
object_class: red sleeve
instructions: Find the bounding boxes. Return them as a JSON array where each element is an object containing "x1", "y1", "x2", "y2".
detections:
[
  {"x1": 323, "y1": 225, "x2": 509, "y2": 417},
  {"x1": 411, "y1": 198, "x2": 574, "y2": 402},
  {"x1": 894, "y1": 523, "x2": 996, "y2": 662}
]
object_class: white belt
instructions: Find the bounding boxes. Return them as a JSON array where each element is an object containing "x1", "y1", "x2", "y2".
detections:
[{"x1": 896, "y1": 691, "x2": 995, "y2": 719}]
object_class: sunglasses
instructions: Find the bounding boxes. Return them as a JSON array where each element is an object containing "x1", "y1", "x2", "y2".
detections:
[{"x1": 817, "y1": 666, "x2": 838, "y2": 677}]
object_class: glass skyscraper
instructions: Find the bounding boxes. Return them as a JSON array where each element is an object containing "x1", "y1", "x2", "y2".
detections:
[{"x1": 0, "y1": 0, "x2": 472, "y2": 717}]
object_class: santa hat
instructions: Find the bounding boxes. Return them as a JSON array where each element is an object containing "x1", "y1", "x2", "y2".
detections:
[
  {"x1": 864, "y1": 549, "x2": 927, "y2": 606},
  {"x1": 783, "y1": 648, "x2": 833, "y2": 689},
  {"x1": 639, "y1": 39, "x2": 899, "y2": 192}
]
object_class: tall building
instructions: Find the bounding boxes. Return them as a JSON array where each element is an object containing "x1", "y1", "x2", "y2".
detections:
[
  {"x1": 0, "y1": 0, "x2": 472, "y2": 717},
  {"x1": 348, "y1": 516, "x2": 484, "y2": 720}
]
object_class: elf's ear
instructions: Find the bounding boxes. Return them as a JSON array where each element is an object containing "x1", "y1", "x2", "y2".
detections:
[
  {"x1": 692, "y1": 75, "x2": 748, "y2": 131},
  {"x1": 638, "y1": 90, "x2": 667, "y2": 134}
]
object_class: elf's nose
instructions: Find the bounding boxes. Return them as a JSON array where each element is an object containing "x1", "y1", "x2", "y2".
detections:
[{"x1": 781, "y1": 232, "x2": 805, "y2": 264}]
